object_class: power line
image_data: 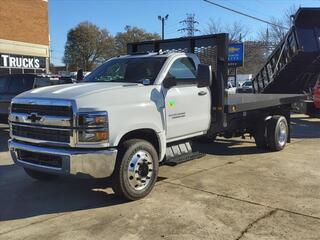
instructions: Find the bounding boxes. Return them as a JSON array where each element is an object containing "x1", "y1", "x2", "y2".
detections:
[
  {"x1": 202, "y1": 0, "x2": 288, "y2": 30},
  {"x1": 165, "y1": 22, "x2": 181, "y2": 32},
  {"x1": 224, "y1": 0, "x2": 272, "y2": 20}
]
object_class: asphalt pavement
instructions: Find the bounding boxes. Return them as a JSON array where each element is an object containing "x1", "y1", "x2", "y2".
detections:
[{"x1": 0, "y1": 115, "x2": 319, "y2": 240}]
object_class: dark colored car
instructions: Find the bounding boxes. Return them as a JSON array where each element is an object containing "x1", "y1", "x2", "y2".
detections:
[{"x1": 0, "y1": 74, "x2": 72, "y2": 123}]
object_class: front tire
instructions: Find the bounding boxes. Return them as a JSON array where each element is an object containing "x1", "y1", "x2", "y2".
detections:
[
  {"x1": 112, "y1": 139, "x2": 159, "y2": 201},
  {"x1": 24, "y1": 168, "x2": 59, "y2": 181}
]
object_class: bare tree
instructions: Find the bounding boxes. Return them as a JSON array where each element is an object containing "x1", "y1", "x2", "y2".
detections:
[
  {"x1": 238, "y1": 41, "x2": 266, "y2": 75},
  {"x1": 205, "y1": 18, "x2": 249, "y2": 42},
  {"x1": 259, "y1": 5, "x2": 298, "y2": 46},
  {"x1": 284, "y1": 5, "x2": 298, "y2": 27},
  {"x1": 205, "y1": 18, "x2": 223, "y2": 35},
  {"x1": 225, "y1": 21, "x2": 249, "y2": 42},
  {"x1": 206, "y1": 19, "x2": 265, "y2": 75}
]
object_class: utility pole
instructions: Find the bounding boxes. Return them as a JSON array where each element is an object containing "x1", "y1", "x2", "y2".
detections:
[
  {"x1": 178, "y1": 13, "x2": 200, "y2": 37},
  {"x1": 158, "y1": 14, "x2": 169, "y2": 40}
]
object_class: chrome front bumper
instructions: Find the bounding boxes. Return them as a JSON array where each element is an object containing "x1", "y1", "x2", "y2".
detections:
[{"x1": 9, "y1": 140, "x2": 117, "y2": 178}]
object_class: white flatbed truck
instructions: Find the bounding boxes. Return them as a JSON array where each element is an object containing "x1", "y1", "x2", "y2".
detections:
[{"x1": 8, "y1": 34, "x2": 305, "y2": 200}]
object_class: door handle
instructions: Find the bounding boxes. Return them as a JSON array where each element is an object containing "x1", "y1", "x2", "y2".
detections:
[{"x1": 198, "y1": 91, "x2": 207, "y2": 96}]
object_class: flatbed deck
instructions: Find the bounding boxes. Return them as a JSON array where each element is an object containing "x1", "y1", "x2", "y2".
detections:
[{"x1": 226, "y1": 94, "x2": 305, "y2": 113}]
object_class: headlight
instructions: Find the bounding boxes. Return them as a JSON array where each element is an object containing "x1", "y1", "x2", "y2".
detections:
[
  {"x1": 78, "y1": 112, "x2": 108, "y2": 127},
  {"x1": 78, "y1": 112, "x2": 108, "y2": 143}
]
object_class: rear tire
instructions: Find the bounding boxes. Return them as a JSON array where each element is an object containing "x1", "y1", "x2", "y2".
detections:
[
  {"x1": 254, "y1": 121, "x2": 267, "y2": 149},
  {"x1": 112, "y1": 139, "x2": 159, "y2": 201},
  {"x1": 24, "y1": 168, "x2": 59, "y2": 181},
  {"x1": 266, "y1": 115, "x2": 288, "y2": 151}
]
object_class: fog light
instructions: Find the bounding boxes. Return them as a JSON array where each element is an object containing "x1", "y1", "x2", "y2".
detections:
[{"x1": 79, "y1": 130, "x2": 108, "y2": 142}]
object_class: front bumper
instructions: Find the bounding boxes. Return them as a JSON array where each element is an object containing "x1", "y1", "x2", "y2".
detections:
[{"x1": 9, "y1": 139, "x2": 117, "y2": 178}]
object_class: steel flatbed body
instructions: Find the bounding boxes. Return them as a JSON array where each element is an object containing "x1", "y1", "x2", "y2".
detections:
[{"x1": 226, "y1": 93, "x2": 305, "y2": 113}]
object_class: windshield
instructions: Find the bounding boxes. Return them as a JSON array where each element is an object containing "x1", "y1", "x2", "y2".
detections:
[{"x1": 83, "y1": 57, "x2": 166, "y2": 84}]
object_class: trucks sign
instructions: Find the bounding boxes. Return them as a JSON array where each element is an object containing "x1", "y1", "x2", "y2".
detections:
[
  {"x1": 228, "y1": 43, "x2": 244, "y2": 67},
  {"x1": 0, "y1": 53, "x2": 46, "y2": 69}
]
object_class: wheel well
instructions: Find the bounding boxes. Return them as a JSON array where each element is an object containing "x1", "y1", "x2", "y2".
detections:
[{"x1": 118, "y1": 129, "x2": 161, "y2": 158}]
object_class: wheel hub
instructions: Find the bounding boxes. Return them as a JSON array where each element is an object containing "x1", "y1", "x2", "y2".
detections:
[
  {"x1": 278, "y1": 121, "x2": 287, "y2": 146},
  {"x1": 127, "y1": 150, "x2": 153, "y2": 191}
]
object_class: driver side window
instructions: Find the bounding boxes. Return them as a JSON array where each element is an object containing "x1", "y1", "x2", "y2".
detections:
[{"x1": 167, "y1": 57, "x2": 196, "y2": 84}]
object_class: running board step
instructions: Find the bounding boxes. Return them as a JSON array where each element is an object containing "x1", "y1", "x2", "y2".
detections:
[{"x1": 164, "y1": 141, "x2": 205, "y2": 166}]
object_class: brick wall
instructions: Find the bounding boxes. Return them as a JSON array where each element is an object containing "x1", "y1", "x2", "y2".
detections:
[{"x1": 0, "y1": 0, "x2": 48, "y2": 46}]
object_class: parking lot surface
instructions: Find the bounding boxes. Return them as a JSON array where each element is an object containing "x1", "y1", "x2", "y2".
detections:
[{"x1": 0, "y1": 114, "x2": 319, "y2": 240}]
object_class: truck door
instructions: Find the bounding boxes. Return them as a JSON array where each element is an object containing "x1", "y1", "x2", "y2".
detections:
[{"x1": 163, "y1": 57, "x2": 211, "y2": 140}]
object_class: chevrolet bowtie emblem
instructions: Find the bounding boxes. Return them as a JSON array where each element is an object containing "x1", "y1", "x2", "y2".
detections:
[{"x1": 27, "y1": 113, "x2": 42, "y2": 123}]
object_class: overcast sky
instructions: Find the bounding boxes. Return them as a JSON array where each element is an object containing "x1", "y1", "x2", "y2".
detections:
[{"x1": 48, "y1": 0, "x2": 320, "y2": 65}]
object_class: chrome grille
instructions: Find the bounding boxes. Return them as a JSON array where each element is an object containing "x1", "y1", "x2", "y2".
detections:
[
  {"x1": 10, "y1": 99, "x2": 74, "y2": 146},
  {"x1": 12, "y1": 125, "x2": 71, "y2": 143},
  {"x1": 11, "y1": 103, "x2": 72, "y2": 117}
]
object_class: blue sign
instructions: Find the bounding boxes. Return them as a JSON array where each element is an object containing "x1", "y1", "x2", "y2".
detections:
[{"x1": 228, "y1": 43, "x2": 244, "y2": 67}]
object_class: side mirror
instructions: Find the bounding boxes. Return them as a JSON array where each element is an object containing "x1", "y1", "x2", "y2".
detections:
[
  {"x1": 163, "y1": 76, "x2": 177, "y2": 89},
  {"x1": 76, "y1": 69, "x2": 84, "y2": 81},
  {"x1": 197, "y1": 64, "x2": 212, "y2": 88}
]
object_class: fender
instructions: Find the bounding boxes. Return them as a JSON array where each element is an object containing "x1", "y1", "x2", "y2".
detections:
[{"x1": 113, "y1": 126, "x2": 167, "y2": 162}]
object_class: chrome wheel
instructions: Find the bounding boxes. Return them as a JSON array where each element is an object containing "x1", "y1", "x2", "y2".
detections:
[
  {"x1": 127, "y1": 150, "x2": 154, "y2": 191},
  {"x1": 278, "y1": 120, "x2": 287, "y2": 147}
]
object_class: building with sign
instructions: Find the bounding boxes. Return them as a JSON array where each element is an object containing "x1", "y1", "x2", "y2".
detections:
[{"x1": 0, "y1": 0, "x2": 49, "y2": 75}]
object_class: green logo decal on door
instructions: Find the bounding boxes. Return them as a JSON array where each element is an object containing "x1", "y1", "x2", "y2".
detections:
[{"x1": 168, "y1": 99, "x2": 175, "y2": 108}]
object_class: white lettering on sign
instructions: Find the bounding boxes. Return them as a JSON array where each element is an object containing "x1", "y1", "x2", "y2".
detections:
[
  {"x1": 0, "y1": 54, "x2": 42, "y2": 69},
  {"x1": 34, "y1": 59, "x2": 40, "y2": 68},
  {"x1": 16, "y1": 58, "x2": 22, "y2": 67},
  {"x1": 1, "y1": 55, "x2": 9, "y2": 67},
  {"x1": 9, "y1": 57, "x2": 16, "y2": 67},
  {"x1": 23, "y1": 58, "x2": 29, "y2": 68},
  {"x1": 28, "y1": 59, "x2": 33, "y2": 68}
]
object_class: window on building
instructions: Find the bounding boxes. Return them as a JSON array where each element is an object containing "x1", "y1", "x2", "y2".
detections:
[
  {"x1": 23, "y1": 69, "x2": 36, "y2": 74},
  {"x1": 0, "y1": 75, "x2": 9, "y2": 93},
  {"x1": 7, "y1": 75, "x2": 35, "y2": 94},
  {"x1": 0, "y1": 68, "x2": 10, "y2": 75},
  {"x1": 11, "y1": 68, "x2": 23, "y2": 74}
]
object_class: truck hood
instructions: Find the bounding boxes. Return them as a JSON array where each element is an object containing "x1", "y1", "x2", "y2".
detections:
[
  {"x1": 17, "y1": 82, "x2": 141, "y2": 100},
  {"x1": 15, "y1": 82, "x2": 162, "y2": 111}
]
